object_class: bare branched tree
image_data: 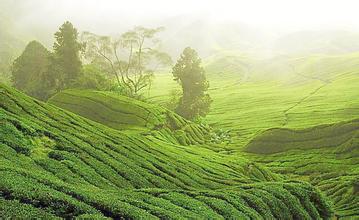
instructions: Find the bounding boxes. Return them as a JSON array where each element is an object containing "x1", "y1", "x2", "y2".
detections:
[{"x1": 82, "y1": 27, "x2": 172, "y2": 97}]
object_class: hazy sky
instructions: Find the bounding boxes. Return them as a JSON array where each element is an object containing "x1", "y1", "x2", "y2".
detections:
[
  {"x1": 9, "y1": 0, "x2": 359, "y2": 31},
  {"x1": 3, "y1": 0, "x2": 359, "y2": 56},
  {"x1": 2, "y1": 0, "x2": 359, "y2": 58}
]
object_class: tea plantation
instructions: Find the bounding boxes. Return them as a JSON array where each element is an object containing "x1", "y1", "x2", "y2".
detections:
[
  {"x1": 0, "y1": 84, "x2": 333, "y2": 219},
  {"x1": 148, "y1": 52, "x2": 359, "y2": 218}
]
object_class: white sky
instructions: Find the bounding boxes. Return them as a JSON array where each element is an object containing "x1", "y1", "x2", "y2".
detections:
[
  {"x1": 3, "y1": 0, "x2": 358, "y2": 39},
  {"x1": 18, "y1": 0, "x2": 359, "y2": 28}
]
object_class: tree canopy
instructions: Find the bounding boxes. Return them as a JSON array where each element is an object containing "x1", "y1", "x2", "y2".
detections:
[
  {"x1": 82, "y1": 26, "x2": 172, "y2": 98},
  {"x1": 172, "y1": 47, "x2": 212, "y2": 120},
  {"x1": 11, "y1": 40, "x2": 50, "y2": 100},
  {"x1": 52, "y1": 21, "x2": 83, "y2": 91}
]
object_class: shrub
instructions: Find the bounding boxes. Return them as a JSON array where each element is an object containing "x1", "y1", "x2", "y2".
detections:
[{"x1": 48, "y1": 151, "x2": 65, "y2": 161}]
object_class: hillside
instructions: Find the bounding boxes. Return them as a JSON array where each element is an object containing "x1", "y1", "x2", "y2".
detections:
[
  {"x1": 243, "y1": 119, "x2": 359, "y2": 217},
  {"x1": 244, "y1": 120, "x2": 359, "y2": 218},
  {"x1": 273, "y1": 30, "x2": 359, "y2": 55},
  {"x1": 151, "y1": 52, "x2": 359, "y2": 148},
  {"x1": 0, "y1": 84, "x2": 334, "y2": 218},
  {"x1": 206, "y1": 53, "x2": 359, "y2": 218},
  {"x1": 149, "y1": 52, "x2": 359, "y2": 218},
  {"x1": 49, "y1": 90, "x2": 211, "y2": 146},
  {"x1": 245, "y1": 119, "x2": 359, "y2": 154}
]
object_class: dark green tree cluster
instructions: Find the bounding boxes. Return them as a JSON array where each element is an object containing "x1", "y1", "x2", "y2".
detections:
[
  {"x1": 11, "y1": 41, "x2": 50, "y2": 100},
  {"x1": 172, "y1": 47, "x2": 212, "y2": 120},
  {"x1": 51, "y1": 21, "x2": 84, "y2": 91},
  {"x1": 12, "y1": 21, "x2": 84, "y2": 100}
]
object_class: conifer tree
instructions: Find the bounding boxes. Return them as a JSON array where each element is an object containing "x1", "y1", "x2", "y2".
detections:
[{"x1": 172, "y1": 47, "x2": 212, "y2": 120}]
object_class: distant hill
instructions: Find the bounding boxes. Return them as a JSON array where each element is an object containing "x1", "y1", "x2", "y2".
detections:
[
  {"x1": 273, "y1": 30, "x2": 359, "y2": 55},
  {"x1": 160, "y1": 18, "x2": 269, "y2": 57}
]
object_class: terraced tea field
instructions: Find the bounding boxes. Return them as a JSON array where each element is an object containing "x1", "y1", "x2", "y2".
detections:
[
  {"x1": 151, "y1": 53, "x2": 359, "y2": 149},
  {"x1": 149, "y1": 52, "x2": 359, "y2": 218},
  {"x1": 0, "y1": 51, "x2": 358, "y2": 218},
  {"x1": 48, "y1": 90, "x2": 211, "y2": 146},
  {"x1": 0, "y1": 84, "x2": 334, "y2": 218}
]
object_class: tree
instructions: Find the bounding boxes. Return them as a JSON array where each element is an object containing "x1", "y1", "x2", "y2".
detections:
[
  {"x1": 11, "y1": 40, "x2": 51, "y2": 100},
  {"x1": 73, "y1": 64, "x2": 113, "y2": 90},
  {"x1": 52, "y1": 21, "x2": 83, "y2": 91},
  {"x1": 82, "y1": 26, "x2": 172, "y2": 98},
  {"x1": 172, "y1": 47, "x2": 212, "y2": 120}
]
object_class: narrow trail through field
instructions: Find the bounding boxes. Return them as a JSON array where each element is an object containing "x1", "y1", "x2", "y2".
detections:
[
  {"x1": 281, "y1": 65, "x2": 331, "y2": 126},
  {"x1": 225, "y1": 63, "x2": 252, "y2": 87},
  {"x1": 242, "y1": 64, "x2": 252, "y2": 83}
]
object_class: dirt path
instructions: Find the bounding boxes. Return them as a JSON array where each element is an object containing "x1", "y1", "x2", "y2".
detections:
[{"x1": 281, "y1": 65, "x2": 331, "y2": 126}]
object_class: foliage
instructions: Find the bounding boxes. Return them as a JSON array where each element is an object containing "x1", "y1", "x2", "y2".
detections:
[
  {"x1": 172, "y1": 47, "x2": 212, "y2": 120},
  {"x1": 73, "y1": 64, "x2": 113, "y2": 90},
  {"x1": 354, "y1": 178, "x2": 359, "y2": 194},
  {"x1": 48, "y1": 151, "x2": 65, "y2": 161},
  {"x1": 48, "y1": 89, "x2": 211, "y2": 145},
  {"x1": 0, "y1": 84, "x2": 333, "y2": 219},
  {"x1": 245, "y1": 119, "x2": 359, "y2": 154},
  {"x1": 51, "y1": 21, "x2": 84, "y2": 91},
  {"x1": 11, "y1": 41, "x2": 51, "y2": 100},
  {"x1": 81, "y1": 27, "x2": 172, "y2": 98},
  {"x1": 210, "y1": 129, "x2": 232, "y2": 144},
  {"x1": 0, "y1": 71, "x2": 11, "y2": 85},
  {"x1": 164, "y1": 89, "x2": 182, "y2": 111},
  {"x1": 10, "y1": 21, "x2": 84, "y2": 101},
  {"x1": 149, "y1": 52, "x2": 359, "y2": 218}
]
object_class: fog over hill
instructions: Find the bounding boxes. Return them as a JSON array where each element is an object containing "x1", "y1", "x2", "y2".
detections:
[
  {"x1": 1, "y1": 0, "x2": 359, "y2": 219},
  {"x1": 2, "y1": 0, "x2": 359, "y2": 59}
]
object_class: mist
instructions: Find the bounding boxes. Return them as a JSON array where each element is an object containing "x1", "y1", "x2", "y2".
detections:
[
  {"x1": 1, "y1": 1, "x2": 359, "y2": 219},
  {"x1": 3, "y1": 0, "x2": 359, "y2": 58}
]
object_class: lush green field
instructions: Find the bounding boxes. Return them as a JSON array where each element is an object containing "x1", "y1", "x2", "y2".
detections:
[
  {"x1": 150, "y1": 52, "x2": 359, "y2": 148},
  {"x1": 0, "y1": 51, "x2": 358, "y2": 218},
  {"x1": 244, "y1": 119, "x2": 359, "y2": 217},
  {"x1": 149, "y1": 52, "x2": 359, "y2": 218},
  {"x1": 48, "y1": 89, "x2": 212, "y2": 146},
  {"x1": 0, "y1": 84, "x2": 334, "y2": 218}
]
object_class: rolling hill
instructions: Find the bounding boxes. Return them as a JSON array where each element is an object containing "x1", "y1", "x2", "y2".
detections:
[
  {"x1": 243, "y1": 119, "x2": 359, "y2": 217},
  {"x1": 244, "y1": 120, "x2": 359, "y2": 218},
  {"x1": 151, "y1": 51, "x2": 359, "y2": 147},
  {"x1": 0, "y1": 84, "x2": 333, "y2": 218},
  {"x1": 245, "y1": 118, "x2": 359, "y2": 155},
  {"x1": 149, "y1": 52, "x2": 359, "y2": 218},
  {"x1": 48, "y1": 90, "x2": 212, "y2": 146}
]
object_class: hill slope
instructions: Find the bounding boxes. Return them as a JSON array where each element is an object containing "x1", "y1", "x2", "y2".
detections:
[
  {"x1": 243, "y1": 119, "x2": 359, "y2": 218},
  {"x1": 0, "y1": 84, "x2": 333, "y2": 219},
  {"x1": 150, "y1": 52, "x2": 359, "y2": 218},
  {"x1": 245, "y1": 118, "x2": 359, "y2": 154},
  {"x1": 49, "y1": 90, "x2": 211, "y2": 146}
]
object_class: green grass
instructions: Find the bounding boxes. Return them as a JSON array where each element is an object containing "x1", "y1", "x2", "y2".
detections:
[
  {"x1": 149, "y1": 52, "x2": 359, "y2": 218},
  {"x1": 1, "y1": 49, "x2": 358, "y2": 218},
  {"x1": 48, "y1": 89, "x2": 212, "y2": 146},
  {"x1": 243, "y1": 120, "x2": 359, "y2": 218},
  {"x1": 245, "y1": 118, "x2": 359, "y2": 154},
  {"x1": 0, "y1": 83, "x2": 334, "y2": 218},
  {"x1": 150, "y1": 52, "x2": 359, "y2": 148}
]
